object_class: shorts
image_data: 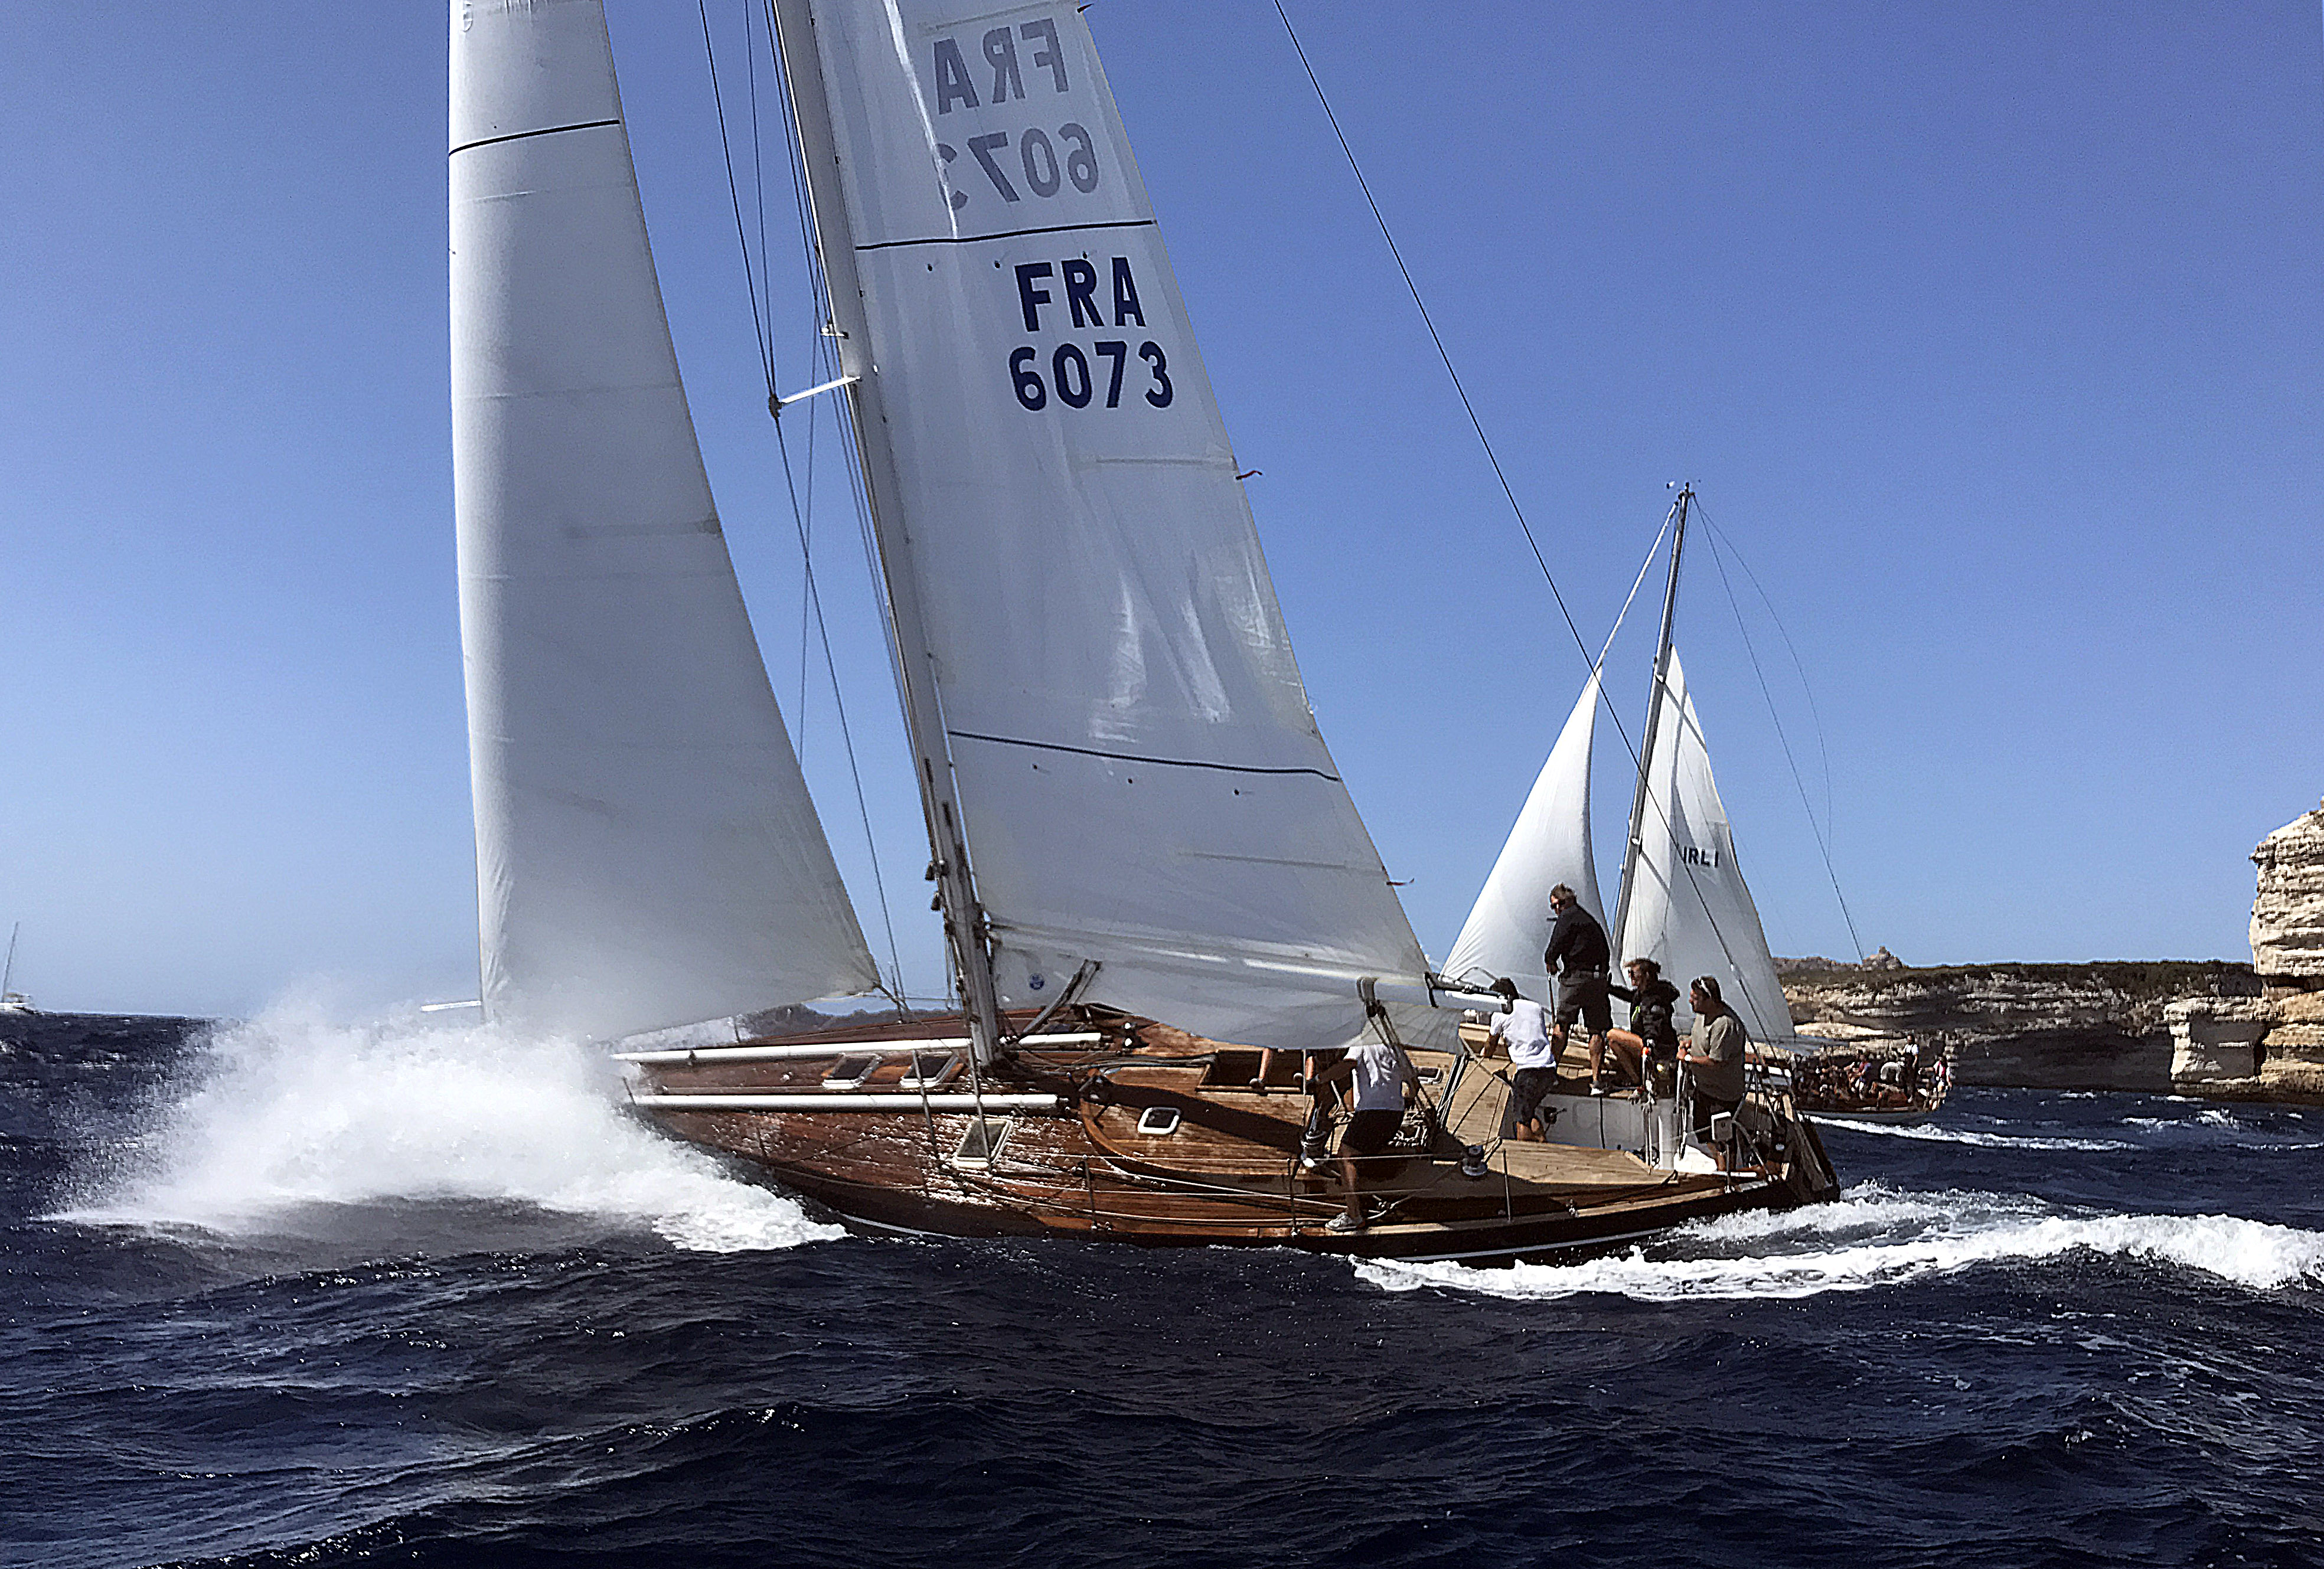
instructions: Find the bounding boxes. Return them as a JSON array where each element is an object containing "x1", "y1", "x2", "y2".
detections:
[
  {"x1": 1341, "y1": 1108, "x2": 1402, "y2": 1158},
  {"x1": 1690, "y1": 1091, "x2": 1742, "y2": 1143},
  {"x1": 1553, "y1": 972, "x2": 1613, "y2": 1035},
  {"x1": 1510, "y1": 1066, "x2": 1560, "y2": 1129}
]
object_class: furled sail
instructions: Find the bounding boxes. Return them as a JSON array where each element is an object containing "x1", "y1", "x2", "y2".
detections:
[
  {"x1": 1442, "y1": 672, "x2": 1606, "y2": 1003},
  {"x1": 1615, "y1": 650, "x2": 1793, "y2": 1044},
  {"x1": 450, "y1": 0, "x2": 878, "y2": 1041},
  {"x1": 778, "y1": 0, "x2": 1431, "y2": 1049}
]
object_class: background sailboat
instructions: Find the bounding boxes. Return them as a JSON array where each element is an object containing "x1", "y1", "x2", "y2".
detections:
[{"x1": 1455, "y1": 491, "x2": 1799, "y2": 1047}]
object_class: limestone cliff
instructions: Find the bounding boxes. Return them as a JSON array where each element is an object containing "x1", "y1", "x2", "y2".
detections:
[
  {"x1": 1781, "y1": 959, "x2": 2260, "y2": 1091},
  {"x1": 2235, "y1": 800, "x2": 2324, "y2": 1095}
]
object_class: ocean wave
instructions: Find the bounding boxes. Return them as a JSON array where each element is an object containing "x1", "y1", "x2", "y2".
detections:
[
  {"x1": 1354, "y1": 1183, "x2": 2324, "y2": 1301},
  {"x1": 1814, "y1": 1117, "x2": 2135, "y2": 1151},
  {"x1": 48, "y1": 998, "x2": 839, "y2": 1254}
]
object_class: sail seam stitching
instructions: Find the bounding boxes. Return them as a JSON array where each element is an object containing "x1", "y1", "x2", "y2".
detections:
[
  {"x1": 449, "y1": 119, "x2": 623, "y2": 157},
  {"x1": 946, "y1": 730, "x2": 1338, "y2": 782},
  {"x1": 856, "y1": 218, "x2": 1156, "y2": 253}
]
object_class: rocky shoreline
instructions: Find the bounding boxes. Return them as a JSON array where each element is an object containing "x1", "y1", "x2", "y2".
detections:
[
  {"x1": 1780, "y1": 958, "x2": 2267, "y2": 1096},
  {"x1": 1784, "y1": 796, "x2": 2324, "y2": 1104}
]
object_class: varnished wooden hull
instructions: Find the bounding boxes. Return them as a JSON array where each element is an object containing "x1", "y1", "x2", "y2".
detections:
[{"x1": 626, "y1": 1010, "x2": 1842, "y2": 1265}]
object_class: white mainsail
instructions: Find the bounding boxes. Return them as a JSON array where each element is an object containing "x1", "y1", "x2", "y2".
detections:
[
  {"x1": 1442, "y1": 673, "x2": 1606, "y2": 1003},
  {"x1": 450, "y1": 1, "x2": 878, "y2": 1041},
  {"x1": 1615, "y1": 649, "x2": 1793, "y2": 1044},
  {"x1": 779, "y1": 0, "x2": 1431, "y2": 1048}
]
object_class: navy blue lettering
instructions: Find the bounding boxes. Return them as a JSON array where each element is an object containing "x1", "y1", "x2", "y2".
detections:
[
  {"x1": 1140, "y1": 341, "x2": 1173, "y2": 407},
  {"x1": 1094, "y1": 340, "x2": 1128, "y2": 406},
  {"x1": 1111, "y1": 257, "x2": 1146, "y2": 327},
  {"x1": 1062, "y1": 259, "x2": 1102, "y2": 327},
  {"x1": 1014, "y1": 263, "x2": 1054, "y2": 332}
]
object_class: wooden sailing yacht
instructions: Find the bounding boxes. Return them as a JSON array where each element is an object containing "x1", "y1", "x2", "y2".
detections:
[{"x1": 447, "y1": 1, "x2": 1837, "y2": 1261}]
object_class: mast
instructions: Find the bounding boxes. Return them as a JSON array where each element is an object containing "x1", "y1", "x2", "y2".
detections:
[
  {"x1": 1613, "y1": 485, "x2": 1691, "y2": 959},
  {"x1": 1, "y1": 923, "x2": 17, "y2": 997},
  {"x1": 766, "y1": 0, "x2": 1006, "y2": 1064}
]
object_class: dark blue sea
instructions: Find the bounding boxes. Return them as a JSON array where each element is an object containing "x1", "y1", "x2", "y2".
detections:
[{"x1": 6, "y1": 1007, "x2": 2322, "y2": 1568}]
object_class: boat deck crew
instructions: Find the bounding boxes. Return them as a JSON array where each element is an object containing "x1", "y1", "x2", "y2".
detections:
[
  {"x1": 1310, "y1": 1038, "x2": 1424, "y2": 1233},
  {"x1": 1605, "y1": 956, "x2": 1682, "y2": 1093},
  {"x1": 1682, "y1": 976, "x2": 1749, "y2": 1169},
  {"x1": 1543, "y1": 883, "x2": 1614, "y2": 1092},
  {"x1": 1487, "y1": 977, "x2": 1558, "y2": 1141}
]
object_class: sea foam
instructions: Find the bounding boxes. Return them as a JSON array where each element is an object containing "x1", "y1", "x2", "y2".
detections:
[
  {"x1": 1355, "y1": 1182, "x2": 2324, "y2": 1301},
  {"x1": 1812, "y1": 1118, "x2": 2134, "y2": 1152},
  {"x1": 57, "y1": 998, "x2": 840, "y2": 1253}
]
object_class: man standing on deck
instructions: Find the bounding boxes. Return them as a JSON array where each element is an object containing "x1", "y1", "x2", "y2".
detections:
[
  {"x1": 1543, "y1": 883, "x2": 1614, "y2": 1093},
  {"x1": 1310, "y1": 1037, "x2": 1423, "y2": 1234},
  {"x1": 1488, "y1": 977, "x2": 1559, "y2": 1141},
  {"x1": 1683, "y1": 976, "x2": 1749, "y2": 1169}
]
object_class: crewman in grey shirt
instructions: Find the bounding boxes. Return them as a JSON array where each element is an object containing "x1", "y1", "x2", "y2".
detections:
[{"x1": 1683, "y1": 976, "x2": 1748, "y2": 1168}]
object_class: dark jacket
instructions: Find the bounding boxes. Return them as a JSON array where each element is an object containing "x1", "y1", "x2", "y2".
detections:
[
  {"x1": 1543, "y1": 904, "x2": 1610, "y2": 978},
  {"x1": 1608, "y1": 976, "x2": 1682, "y2": 1052}
]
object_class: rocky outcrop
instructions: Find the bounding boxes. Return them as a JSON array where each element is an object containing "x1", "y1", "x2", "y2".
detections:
[
  {"x1": 2253, "y1": 802, "x2": 2324, "y2": 979},
  {"x1": 1781, "y1": 960, "x2": 2261, "y2": 1091},
  {"x1": 2243, "y1": 800, "x2": 2324, "y2": 1098}
]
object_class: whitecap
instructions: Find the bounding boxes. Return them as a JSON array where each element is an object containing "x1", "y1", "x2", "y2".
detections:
[
  {"x1": 1813, "y1": 1117, "x2": 2134, "y2": 1152},
  {"x1": 1354, "y1": 1184, "x2": 2324, "y2": 1301},
  {"x1": 50, "y1": 997, "x2": 840, "y2": 1254}
]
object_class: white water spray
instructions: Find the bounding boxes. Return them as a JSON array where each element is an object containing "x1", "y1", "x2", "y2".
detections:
[
  {"x1": 1814, "y1": 1118, "x2": 2136, "y2": 1152},
  {"x1": 59, "y1": 998, "x2": 841, "y2": 1253},
  {"x1": 1356, "y1": 1183, "x2": 2324, "y2": 1302}
]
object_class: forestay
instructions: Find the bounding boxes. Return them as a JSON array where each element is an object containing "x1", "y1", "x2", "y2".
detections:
[
  {"x1": 1442, "y1": 672, "x2": 1606, "y2": 1003},
  {"x1": 451, "y1": 0, "x2": 877, "y2": 1041},
  {"x1": 784, "y1": 0, "x2": 1430, "y2": 1049},
  {"x1": 1614, "y1": 651, "x2": 1793, "y2": 1044}
]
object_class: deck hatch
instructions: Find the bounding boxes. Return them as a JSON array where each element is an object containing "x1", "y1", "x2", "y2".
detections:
[
  {"x1": 952, "y1": 1116, "x2": 1013, "y2": 1169},
  {"x1": 898, "y1": 1051, "x2": 961, "y2": 1089},
  {"x1": 821, "y1": 1052, "x2": 880, "y2": 1089}
]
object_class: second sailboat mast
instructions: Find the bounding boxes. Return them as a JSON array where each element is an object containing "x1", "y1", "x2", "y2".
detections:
[{"x1": 1611, "y1": 485, "x2": 1692, "y2": 960}]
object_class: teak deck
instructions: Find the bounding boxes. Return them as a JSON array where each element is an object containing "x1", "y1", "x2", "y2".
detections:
[{"x1": 626, "y1": 1008, "x2": 1839, "y2": 1263}]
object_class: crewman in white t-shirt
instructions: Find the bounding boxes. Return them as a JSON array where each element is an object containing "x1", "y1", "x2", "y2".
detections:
[
  {"x1": 1489, "y1": 977, "x2": 1561, "y2": 1141},
  {"x1": 1310, "y1": 1037, "x2": 1422, "y2": 1233}
]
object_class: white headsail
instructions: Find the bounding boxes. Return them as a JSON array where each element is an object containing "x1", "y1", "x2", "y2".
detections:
[
  {"x1": 778, "y1": 1, "x2": 1430, "y2": 1049},
  {"x1": 451, "y1": 1, "x2": 878, "y2": 1041},
  {"x1": 1615, "y1": 650, "x2": 1793, "y2": 1044},
  {"x1": 1442, "y1": 673, "x2": 1606, "y2": 1003}
]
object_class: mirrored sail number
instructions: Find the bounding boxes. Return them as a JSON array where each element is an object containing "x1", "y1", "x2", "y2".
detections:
[
  {"x1": 938, "y1": 126, "x2": 1099, "y2": 211},
  {"x1": 1010, "y1": 341, "x2": 1171, "y2": 411},
  {"x1": 929, "y1": 21, "x2": 1099, "y2": 213}
]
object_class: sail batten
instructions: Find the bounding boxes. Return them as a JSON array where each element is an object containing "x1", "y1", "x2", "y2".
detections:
[{"x1": 451, "y1": 0, "x2": 879, "y2": 1042}]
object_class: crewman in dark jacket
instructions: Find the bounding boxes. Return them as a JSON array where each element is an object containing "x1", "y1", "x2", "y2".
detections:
[
  {"x1": 1605, "y1": 956, "x2": 1682, "y2": 1091},
  {"x1": 1542, "y1": 884, "x2": 1614, "y2": 1092}
]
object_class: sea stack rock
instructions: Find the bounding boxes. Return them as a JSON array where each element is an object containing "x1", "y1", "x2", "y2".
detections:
[
  {"x1": 2253, "y1": 798, "x2": 2324, "y2": 1091},
  {"x1": 2171, "y1": 799, "x2": 2324, "y2": 1096}
]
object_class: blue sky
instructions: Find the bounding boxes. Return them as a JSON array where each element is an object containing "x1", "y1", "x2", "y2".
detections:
[{"x1": 4, "y1": 2, "x2": 2319, "y2": 1018}]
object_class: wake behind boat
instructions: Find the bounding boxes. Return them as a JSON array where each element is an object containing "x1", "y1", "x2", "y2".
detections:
[{"x1": 446, "y1": 0, "x2": 1837, "y2": 1261}]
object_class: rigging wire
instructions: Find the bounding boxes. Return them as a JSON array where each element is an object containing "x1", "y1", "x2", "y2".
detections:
[
  {"x1": 1269, "y1": 4, "x2": 1603, "y2": 698},
  {"x1": 1692, "y1": 506, "x2": 1868, "y2": 961},
  {"x1": 1272, "y1": 5, "x2": 1806, "y2": 1034},
  {"x1": 700, "y1": 1, "x2": 912, "y2": 1006}
]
